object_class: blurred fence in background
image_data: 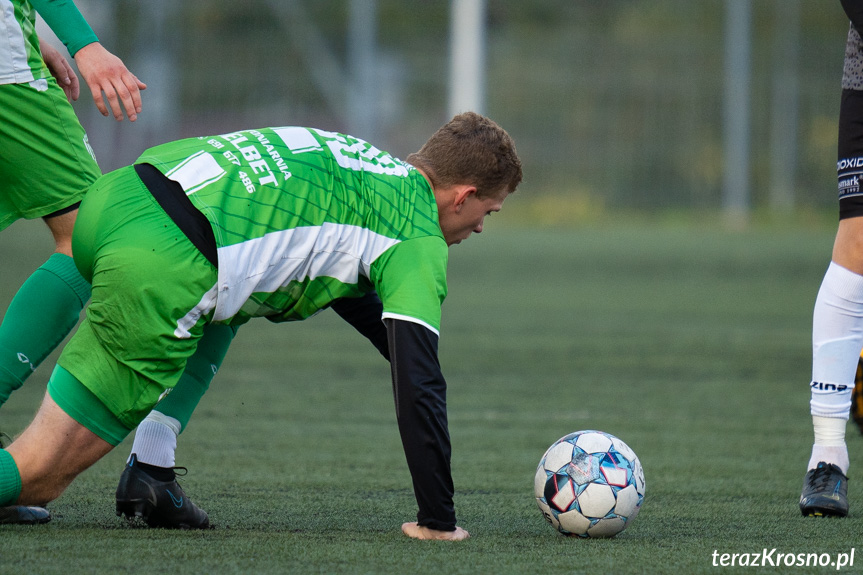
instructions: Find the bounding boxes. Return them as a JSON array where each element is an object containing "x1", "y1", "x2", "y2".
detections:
[{"x1": 39, "y1": 0, "x2": 848, "y2": 221}]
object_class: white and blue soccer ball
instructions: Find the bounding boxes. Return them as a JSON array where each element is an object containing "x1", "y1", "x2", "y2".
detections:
[{"x1": 534, "y1": 430, "x2": 645, "y2": 538}]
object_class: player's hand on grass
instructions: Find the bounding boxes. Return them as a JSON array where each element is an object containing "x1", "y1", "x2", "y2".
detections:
[
  {"x1": 73, "y1": 42, "x2": 146, "y2": 122},
  {"x1": 401, "y1": 522, "x2": 470, "y2": 541},
  {"x1": 40, "y1": 39, "x2": 79, "y2": 102}
]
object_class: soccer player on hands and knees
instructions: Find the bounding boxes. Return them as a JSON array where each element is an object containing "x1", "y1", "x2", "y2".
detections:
[
  {"x1": 800, "y1": 0, "x2": 863, "y2": 518},
  {"x1": 0, "y1": 0, "x2": 145, "y2": 525},
  {"x1": 0, "y1": 112, "x2": 522, "y2": 539}
]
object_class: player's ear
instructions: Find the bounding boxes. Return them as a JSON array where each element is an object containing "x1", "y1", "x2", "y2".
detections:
[{"x1": 453, "y1": 185, "x2": 477, "y2": 212}]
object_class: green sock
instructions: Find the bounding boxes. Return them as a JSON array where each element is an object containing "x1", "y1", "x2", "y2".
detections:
[
  {"x1": 0, "y1": 448, "x2": 22, "y2": 506},
  {"x1": 156, "y1": 324, "x2": 237, "y2": 431},
  {"x1": 0, "y1": 253, "x2": 91, "y2": 406}
]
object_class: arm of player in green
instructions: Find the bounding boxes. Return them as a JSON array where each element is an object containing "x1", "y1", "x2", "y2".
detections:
[
  {"x1": 29, "y1": 0, "x2": 98, "y2": 56},
  {"x1": 386, "y1": 318, "x2": 456, "y2": 532}
]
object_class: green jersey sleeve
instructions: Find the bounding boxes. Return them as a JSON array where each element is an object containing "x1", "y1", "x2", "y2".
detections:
[
  {"x1": 30, "y1": 0, "x2": 97, "y2": 56},
  {"x1": 371, "y1": 236, "x2": 448, "y2": 335}
]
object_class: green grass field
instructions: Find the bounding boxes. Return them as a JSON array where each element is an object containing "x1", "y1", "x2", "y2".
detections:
[{"x1": 1, "y1": 218, "x2": 860, "y2": 574}]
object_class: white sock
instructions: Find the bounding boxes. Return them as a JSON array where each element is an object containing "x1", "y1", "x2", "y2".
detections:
[
  {"x1": 808, "y1": 416, "x2": 850, "y2": 474},
  {"x1": 809, "y1": 262, "x2": 863, "y2": 418},
  {"x1": 127, "y1": 411, "x2": 181, "y2": 468},
  {"x1": 807, "y1": 262, "x2": 863, "y2": 475}
]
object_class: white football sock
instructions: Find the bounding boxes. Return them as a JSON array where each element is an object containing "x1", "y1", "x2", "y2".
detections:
[
  {"x1": 810, "y1": 262, "x2": 863, "y2": 419},
  {"x1": 808, "y1": 415, "x2": 849, "y2": 474},
  {"x1": 127, "y1": 411, "x2": 181, "y2": 468},
  {"x1": 806, "y1": 262, "x2": 863, "y2": 475}
]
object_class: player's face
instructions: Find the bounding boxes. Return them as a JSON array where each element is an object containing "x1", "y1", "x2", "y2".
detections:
[{"x1": 442, "y1": 190, "x2": 507, "y2": 246}]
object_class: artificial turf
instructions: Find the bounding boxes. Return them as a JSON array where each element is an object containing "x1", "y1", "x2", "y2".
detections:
[{"x1": 2, "y1": 220, "x2": 859, "y2": 574}]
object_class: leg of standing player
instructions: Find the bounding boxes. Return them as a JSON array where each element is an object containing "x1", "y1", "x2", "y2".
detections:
[
  {"x1": 0, "y1": 78, "x2": 99, "y2": 407},
  {"x1": 0, "y1": 210, "x2": 90, "y2": 405},
  {"x1": 800, "y1": 22, "x2": 863, "y2": 517}
]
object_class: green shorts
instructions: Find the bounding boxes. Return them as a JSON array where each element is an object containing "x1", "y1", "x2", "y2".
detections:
[
  {"x1": 54, "y1": 166, "x2": 219, "y2": 442},
  {"x1": 0, "y1": 77, "x2": 101, "y2": 231}
]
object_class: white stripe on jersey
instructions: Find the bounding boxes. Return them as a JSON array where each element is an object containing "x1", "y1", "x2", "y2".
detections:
[
  {"x1": 174, "y1": 283, "x2": 219, "y2": 339},
  {"x1": 272, "y1": 127, "x2": 322, "y2": 153},
  {"x1": 165, "y1": 151, "x2": 227, "y2": 196},
  {"x1": 0, "y1": 0, "x2": 36, "y2": 84},
  {"x1": 212, "y1": 222, "x2": 400, "y2": 322}
]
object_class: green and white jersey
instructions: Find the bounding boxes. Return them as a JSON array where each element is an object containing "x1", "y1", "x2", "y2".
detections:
[
  {"x1": 1, "y1": 0, "x2": 44, "y2": 85},
  {"x1": 0, "y1": 0, "x2": 97, "y2": 86},
  {"x1": 137, "y1": 127, "x2": 448, "y2": 335}
]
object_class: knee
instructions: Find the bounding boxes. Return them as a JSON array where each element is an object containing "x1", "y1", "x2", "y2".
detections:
[{"x1": 833, "y1": 218, "x2": 863, "y2": 273}]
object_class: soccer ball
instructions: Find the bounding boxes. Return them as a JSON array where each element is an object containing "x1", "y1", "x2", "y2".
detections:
[{"x1": 534, "y1": 430, "x2": 645, "y2": 538}]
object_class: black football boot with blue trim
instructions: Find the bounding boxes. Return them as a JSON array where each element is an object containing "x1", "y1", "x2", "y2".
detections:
[
  {"x1": 115, "y1": 454, "x2": 210, "y2": 529},
  {"x1": 800, "y1": 461, "x2": 849, "y2": 517}
]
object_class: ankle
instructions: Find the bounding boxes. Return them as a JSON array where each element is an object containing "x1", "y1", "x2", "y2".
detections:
[{"x1": 136, "y1": 460, "x2": 175, "y2": 482}]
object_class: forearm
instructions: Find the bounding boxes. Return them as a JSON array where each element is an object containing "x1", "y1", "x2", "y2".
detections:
[
  {"x1": 29, "y1": 0, "x2": 97, "y2": 57},
  {"x1": 386, "y1": 318, "x2": 456, "y2": 531}
]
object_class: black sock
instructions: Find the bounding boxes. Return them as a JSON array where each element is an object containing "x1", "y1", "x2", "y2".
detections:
[{"x1": 137, "y1": 460, "x2": 176, "y2": 482}]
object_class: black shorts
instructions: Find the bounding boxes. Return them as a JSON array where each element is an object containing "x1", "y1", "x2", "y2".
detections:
[
  {"x1": 838, "y1": 90, "x2": 863, "y2": 219},
  {"x1": 840, "y1": 25, "x2": 863, "y2": 219}
]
